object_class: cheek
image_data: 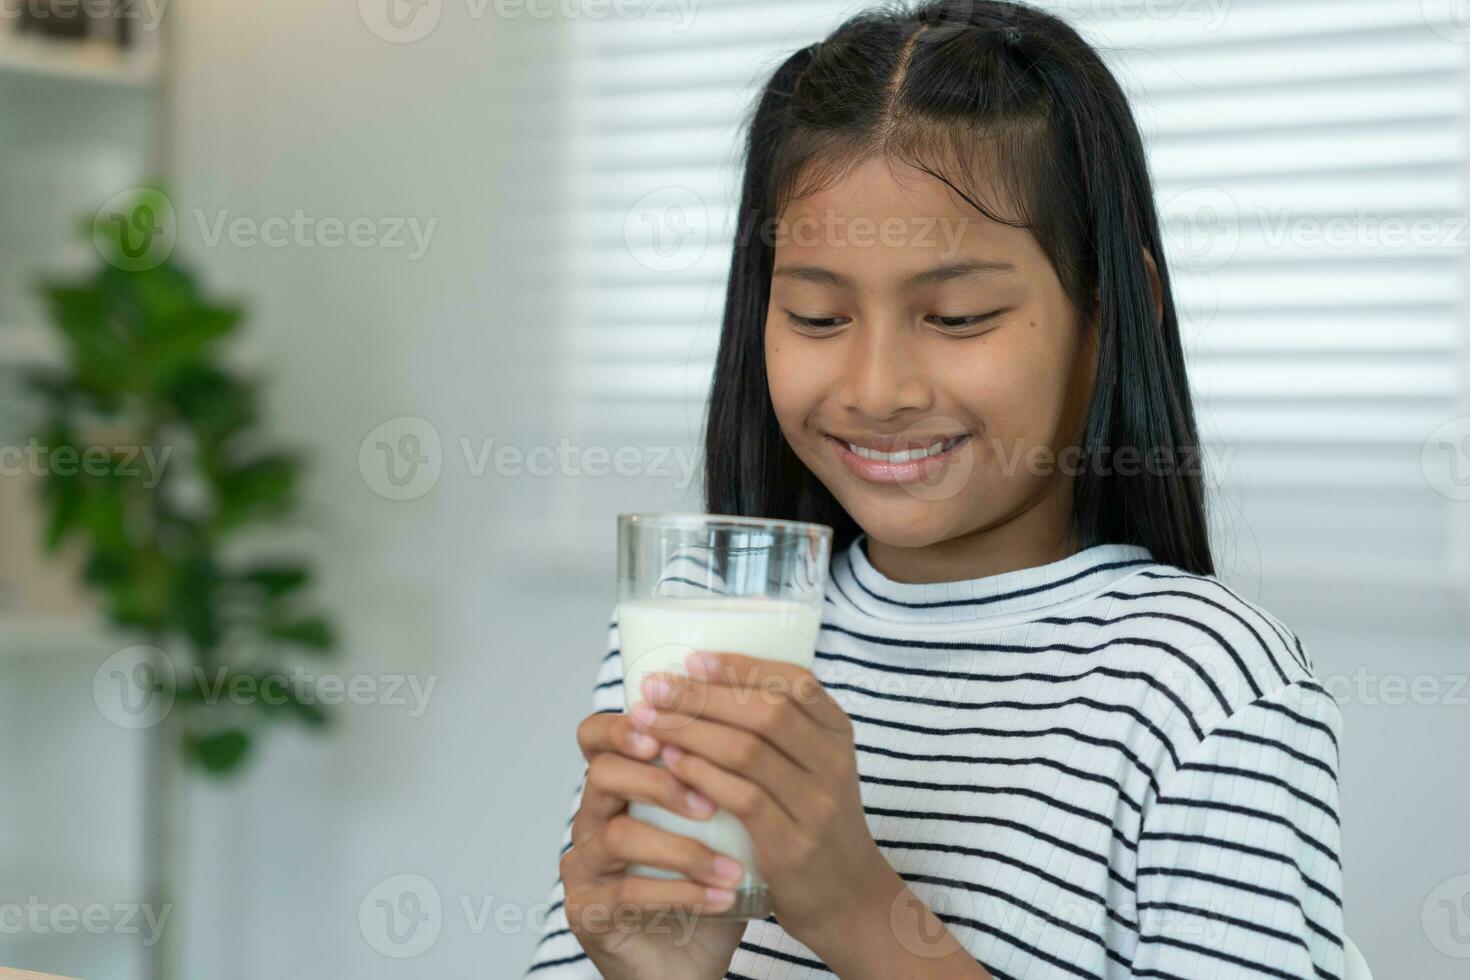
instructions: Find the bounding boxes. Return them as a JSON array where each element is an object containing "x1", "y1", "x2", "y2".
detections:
[
  {"x1": 764, "y1": 329, "x2": 818, "y2": 429},
  {"x1": 941, "y1": 324, "x2": 1074, "y2": 446}
]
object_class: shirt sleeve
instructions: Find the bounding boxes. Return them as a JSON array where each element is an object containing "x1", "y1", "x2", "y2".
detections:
[
  {"x1": 1129, "y1": 680, "x2": 1345, "y2": 979},
  {"x1": 524, "y1": 615, "x2": 626, "y2": 977}
]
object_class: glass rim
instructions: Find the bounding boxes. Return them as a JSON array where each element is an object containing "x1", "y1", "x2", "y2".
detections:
[{"x1": 617, "y1": 512, "x2": 833, "y2": 540}]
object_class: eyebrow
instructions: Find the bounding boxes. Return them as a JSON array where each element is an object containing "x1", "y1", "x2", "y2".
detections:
[{"x1": 770, "y1": 259, "x2": 1017, "y2": 289}]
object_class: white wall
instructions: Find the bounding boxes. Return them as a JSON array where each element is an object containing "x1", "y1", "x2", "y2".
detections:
[{"x1": 168, "y1": 2, "x2": 613, "y2": 976}]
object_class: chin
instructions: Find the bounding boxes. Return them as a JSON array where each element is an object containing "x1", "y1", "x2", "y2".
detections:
[{"x1": 838, "y1": 493, "x2": 970, "y2": 551}]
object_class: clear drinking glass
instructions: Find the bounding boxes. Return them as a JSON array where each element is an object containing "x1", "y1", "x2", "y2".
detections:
[{"x1": 616, "y1": 513, "x2": 833, "y2": 920}]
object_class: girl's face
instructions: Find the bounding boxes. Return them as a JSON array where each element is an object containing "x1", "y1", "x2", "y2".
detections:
[{"x1": 765, "y1": 156, "x2": 1097, "y2": 553}]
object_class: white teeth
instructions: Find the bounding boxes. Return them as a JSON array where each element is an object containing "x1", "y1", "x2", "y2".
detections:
[{"x1": 847, "y1": 439, "x2": 951, "y2": 463}]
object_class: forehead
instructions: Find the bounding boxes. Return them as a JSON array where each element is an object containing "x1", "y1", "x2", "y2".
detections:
[{"x1": 771, "y1": 155, "x2": 1040, "y2": 275}]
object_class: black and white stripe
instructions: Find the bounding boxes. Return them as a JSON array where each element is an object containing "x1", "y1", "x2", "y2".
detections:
[{"x1": 526, "y1": 536, "x2": 1344, "y2": 979}]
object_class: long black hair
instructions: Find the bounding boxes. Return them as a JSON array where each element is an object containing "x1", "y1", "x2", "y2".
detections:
[{"x1": 703, "y1": 0, "x2": 1214, "y2": 576}]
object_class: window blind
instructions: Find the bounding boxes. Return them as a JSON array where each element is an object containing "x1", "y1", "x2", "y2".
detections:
[{"x1": 547, "y1": 0, "x2": 1468, "y2": 612}]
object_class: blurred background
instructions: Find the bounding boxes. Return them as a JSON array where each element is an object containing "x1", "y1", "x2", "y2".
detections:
[{"x1": 0, "y1": 0, "x2": 1467, "y2": 977}]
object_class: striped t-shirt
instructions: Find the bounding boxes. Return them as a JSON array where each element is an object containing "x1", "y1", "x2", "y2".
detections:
[{"x1": 526, "y1": 535, "x2": 1345, "y2": 979}]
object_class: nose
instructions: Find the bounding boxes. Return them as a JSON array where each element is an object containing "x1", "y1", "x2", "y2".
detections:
[{"x1": 834, "y1": 319, "x2": 934, "y2": 421}]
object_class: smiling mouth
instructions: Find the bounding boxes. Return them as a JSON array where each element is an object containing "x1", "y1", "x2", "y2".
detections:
[{"x1": 824, "y1": 432, "x2": 971, "y2": 483}]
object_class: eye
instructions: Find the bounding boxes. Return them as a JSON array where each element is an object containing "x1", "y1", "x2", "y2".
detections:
[
  {"x1": 783, "y1": 311, "x2": 851, "y2": 332},
  {"x1": 927, "y1": 310, "x2": 1007, "y2": 333}
]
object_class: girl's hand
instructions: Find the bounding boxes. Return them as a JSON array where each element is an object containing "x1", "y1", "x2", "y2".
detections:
[
  {"x1": 630, "y1": 652, "x2": 902, "y2": 960},
  {"x1": 559, "y1": 710, "x2": 747, "y2": 980}
]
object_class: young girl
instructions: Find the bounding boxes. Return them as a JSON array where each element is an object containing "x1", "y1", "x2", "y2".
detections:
[{"x1": 527, "y1": 1, "x2": 1344, "y2": 977}]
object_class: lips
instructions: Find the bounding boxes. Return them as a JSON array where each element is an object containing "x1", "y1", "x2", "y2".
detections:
[{"x1": 825, "y1": 432, "x2": 971, "y2": 485}]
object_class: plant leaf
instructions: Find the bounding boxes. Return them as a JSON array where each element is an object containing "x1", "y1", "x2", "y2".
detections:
[
  {"x1": 186, "y1": 728, "x2": 251, "y2": 775},
  {"x1": 269, "y1": 616, "x2": 334, "y2": 651}
]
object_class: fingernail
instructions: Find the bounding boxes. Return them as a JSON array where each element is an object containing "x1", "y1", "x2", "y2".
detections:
[
  {"x1": 629, "y1": 731, "x2": 659, "y2": 755},
  {"x1": 662, "y1": 744, "x2": 685, "y2": 765},
  {"x1": 630, "y1": 701, "x2": 658, "y2": 727},
  {"x1": 685, "y1": 650, "x2": 713, "y2": 679},
  {"x1": 705, "y1": 887, "x2": 735, "y2": 910},
  {"x1": 641, "y1": 675, "x2": 673, "y2": 706},
  {"x1": 712, "y1": 856, "x2": 743, "y2": 884},
  {"x1": 685, "y1": 790, "x2": 714, "y2": 817}
]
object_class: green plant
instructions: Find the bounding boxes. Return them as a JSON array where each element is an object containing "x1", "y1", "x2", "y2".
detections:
[{"x1": 27, "y1": 186, "x2": 337, "y2": 775}]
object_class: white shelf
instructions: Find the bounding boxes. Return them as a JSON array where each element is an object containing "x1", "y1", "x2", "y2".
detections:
[{"x1": 0, "y1": 33, "x2": 159, "y2": 88}]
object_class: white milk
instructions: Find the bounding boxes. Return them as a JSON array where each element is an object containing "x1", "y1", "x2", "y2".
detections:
[{"x1": 616, "y1": 597, "x2": 822, "y2": 893}]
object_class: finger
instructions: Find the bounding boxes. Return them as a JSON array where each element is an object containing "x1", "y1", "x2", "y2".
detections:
[
  {"x1": 574, "y1": 752, "x2": 716, "y2": 841},
  {"x1": 657, "y1": 741, "x2": 800, "y2": 846},
  {"x1": 577, "y1": 711, "x2": 662, "y2": 765},
  {"x1": 574, "y1": 814, "x2": 747, "y2": 889},
  {"x1": 565, "y1": 874, "x2": 738, "y2": 930},
  {"x1": 689, "y1": 651, "x2": 851, "y2": 734},
  {"x1": 627, "y1": 703, "x2": 809, "y2": 821},
  {"x1": 639, "y1": 672, "x2": 821, "y2": 772}
]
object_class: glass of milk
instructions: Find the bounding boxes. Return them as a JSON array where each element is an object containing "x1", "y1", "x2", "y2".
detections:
[{"x1": 615, "y1": 513, "x2": 832, "y2": 920}]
